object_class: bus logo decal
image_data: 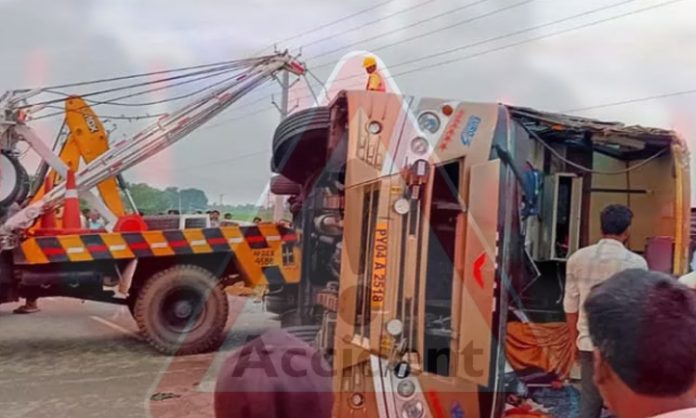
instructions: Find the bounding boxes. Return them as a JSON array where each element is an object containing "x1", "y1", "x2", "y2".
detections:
[{"x1": 461, "y1": 115, "x2": 481, "y2": 146}]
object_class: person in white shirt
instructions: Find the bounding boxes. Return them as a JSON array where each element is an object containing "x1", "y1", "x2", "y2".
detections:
[
  {"x1": 564, "y1": 204, "x2": 648, "y2": 417},
  {"x1": 585, "y1": 269, "x2": 696, "y2": 418},
  {"x1": 209, "y1": 210, "x2": 221, "y2": 227},
  {"x1": 87, "y1": 210, "x2": 105, "y2": 230}
]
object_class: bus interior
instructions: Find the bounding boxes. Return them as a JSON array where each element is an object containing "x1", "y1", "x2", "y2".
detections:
[{"x1": 503, "y1": 106, "x2": 688, "y2": 382}]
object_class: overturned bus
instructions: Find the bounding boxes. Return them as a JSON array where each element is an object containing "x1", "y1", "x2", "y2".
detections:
[{"x1": 268, "y1": 90, "x2": 690, "y2": 417}]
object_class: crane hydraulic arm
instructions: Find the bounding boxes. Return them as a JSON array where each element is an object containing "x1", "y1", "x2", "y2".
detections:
[
  {"x1": 0, "y1": 52, "x2": 304, "y2": 246},
  {"x1": 30, "y1": 96, "x2": 128, "y2": 217}
]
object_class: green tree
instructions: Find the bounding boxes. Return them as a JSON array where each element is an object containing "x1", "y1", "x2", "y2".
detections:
[
  {"x1": 179, "y1": 188, "x2": 208, "y2": 213},
  {"x1": 128, "y1": 183, "x2": 171, "y2": 214}
]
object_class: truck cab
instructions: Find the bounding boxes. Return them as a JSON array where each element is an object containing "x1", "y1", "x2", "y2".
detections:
[{"x1": 270, "y1": 90, "x2": 690, "y2": 417}]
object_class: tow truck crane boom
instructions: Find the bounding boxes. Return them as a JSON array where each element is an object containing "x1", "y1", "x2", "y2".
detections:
[{"x1": 0, "y1": 53, "x2": 304, "y2": 242}]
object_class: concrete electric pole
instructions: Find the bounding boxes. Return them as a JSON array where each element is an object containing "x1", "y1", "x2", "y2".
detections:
[{"x1": 270, "y1": 69, "x2": 299, "y2": 221}]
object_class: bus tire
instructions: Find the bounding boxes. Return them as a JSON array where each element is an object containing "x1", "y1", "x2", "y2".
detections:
[
  {"x1": 134, "y1": 264, "x2": 228, "y2": 355},
  {"x1": 271, "y1": 106, "x2": 330, "y2": 183}
]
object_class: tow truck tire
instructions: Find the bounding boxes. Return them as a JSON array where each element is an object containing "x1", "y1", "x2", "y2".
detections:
[{"x1": 134, "y1": 265, "x2": 228, "y2": 355}]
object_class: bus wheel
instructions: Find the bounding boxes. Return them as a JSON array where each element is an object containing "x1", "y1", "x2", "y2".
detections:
[
  {"x1": 271, "y1": 106, "x2": 330, "y2": 184},
  {"x1": 134, "y1": 265, "x2": 228, "y2": 355}
]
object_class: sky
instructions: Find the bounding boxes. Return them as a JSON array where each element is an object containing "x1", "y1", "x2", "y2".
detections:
[{"x1": 0, "y1": 0, "x2": 694, "y2": 205}]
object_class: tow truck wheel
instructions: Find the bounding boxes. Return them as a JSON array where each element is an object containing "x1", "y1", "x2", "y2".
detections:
[{"x1": 133, "y1": 265, "x2": 228, "y2": 355}]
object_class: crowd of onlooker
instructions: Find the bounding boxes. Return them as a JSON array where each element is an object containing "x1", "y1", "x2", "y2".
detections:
[
  {"x1": 79, "y1": 208, "x2": 258, "y2": 229},
  {"x1": 78, "y1": 205, "x2": 291, "y2": 230}
]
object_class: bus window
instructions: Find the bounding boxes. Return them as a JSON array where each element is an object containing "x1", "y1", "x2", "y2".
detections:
[{"x1": 423, "y1": 161, "x2": 461, "y2": 376}]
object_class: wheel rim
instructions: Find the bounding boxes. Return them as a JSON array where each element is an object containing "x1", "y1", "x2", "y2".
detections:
[{"x1": 158, "y1": 286, "x2": 206, "y2": 334}]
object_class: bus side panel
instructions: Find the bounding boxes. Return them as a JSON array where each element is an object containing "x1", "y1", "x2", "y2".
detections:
[{"x1": 456, "y1": 159, "x2": 501, "y2": 386}]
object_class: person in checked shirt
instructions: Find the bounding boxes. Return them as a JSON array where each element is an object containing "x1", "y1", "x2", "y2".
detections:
[{"x1": 563, "y1": 204, "x2": 648, "y2": 418}]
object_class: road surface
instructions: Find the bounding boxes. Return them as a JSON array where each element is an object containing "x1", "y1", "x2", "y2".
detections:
[{"x1": 0, "y1": 296, "x2": 278, "y2": 418}]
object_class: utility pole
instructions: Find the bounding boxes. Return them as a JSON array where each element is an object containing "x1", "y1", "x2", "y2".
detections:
[{"x1": 271, "y1": 68, "x2": 299, "y2": 222}]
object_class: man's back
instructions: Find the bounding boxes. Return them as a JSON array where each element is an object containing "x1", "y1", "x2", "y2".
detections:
[{"x1": 564, "y1": 238, "x2": 647, "y2": 350}]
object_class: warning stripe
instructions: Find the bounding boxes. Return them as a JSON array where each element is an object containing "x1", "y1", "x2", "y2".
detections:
[
  {"x1": 202, "y1": 228, "x2": 231, "y2": 252},
  {"x1": 18, "y1": 225, "x2": 299, "y2": 276},
  {"x1": 80, "y1": 234, "x2": 111, "y2": 260},
  {"x1": 36, "y1": 236, "x2": 69, "y2": 263},
  {"x1": 162, "y1": 230, "x2": 193, "y2": 255},
  {"x1": 122, "y1": 233, "x2": 153, "y2": 257},
  {"x1": 242, "y1": 226, "x2": 268, "y2": 249},
  {"x1": 278, "y1": 226, "x2": 298, "y2": 243}
]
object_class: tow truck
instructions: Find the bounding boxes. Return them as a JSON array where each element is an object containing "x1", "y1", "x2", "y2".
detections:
[
  {"x1": 0, "y1": 52, "x2": 304, "y2": 354},
  {"x1": 269, "y1": 91, "x2": 690, "y2": 417}
]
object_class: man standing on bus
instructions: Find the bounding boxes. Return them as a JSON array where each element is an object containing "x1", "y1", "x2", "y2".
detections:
[
  {"x1": 563, "y1": 204, "x2": 648, "y2": 418},
  {"x1": 363, "y1": 56, "x2": 385, "y2": 92}
]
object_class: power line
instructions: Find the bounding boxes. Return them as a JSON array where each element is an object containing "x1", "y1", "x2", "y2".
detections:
[
  {"x1": 22, "y1": 56, "x2": 274, "y2": 91},
  {"x1": 234, "y1": 0, "x2": 459, "y2": 110},
  {"x1": 389, "y1": 0, "x2": 684, "y2": 78},
  {"x1": 275, "y1": 0, "x2": 398, "y2": 45},
  {"x1": 247, "y1": 0, "x2": 678, "y2": 108},
  {"x1": 197, "y1": 72, "x2": 331, "y2": 130},
  {"x1": 215, "y1": 0, "x2": 639, "y2": 119},
  {"x1": 299, "y1": 0, "x2": 440, "y2": 49},
  {"x1": 200, "y1": 107, "x2": 276, "y2": 131},
  {"x1": 42, "y1": 66, "x2": 237, "y2": 107},
  {"x1": 305, "y1": 0, "x2": 513, "y2": 64},
  {"x1": 244, "y1": 0, "x2": 641, "y2": 109},
  {"x1": 250, "y1": 0, "x2": 398, "y2": 56},
  {"x1": 21, "y1": 62, "x2": 251, "y2": 109},
  {"x1": 214, "y1": 0, "x2": 690, "y2": 132},
  {"x1": 562, "y1": 88, "x2": 696, "y2": 113},
  {"x1": 40, "y1": 105, "x2": 165, "y2": 121},
  {"x1": 28, "y1": 66, "x2": 261, "y2": 121}
]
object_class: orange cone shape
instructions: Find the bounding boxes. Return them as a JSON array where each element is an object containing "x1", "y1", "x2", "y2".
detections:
[
  {"x1": 39, "y1": 177, "x2": 56, "y2": 229},
  {"x1": 62, "y1": 169, "x2": 81, "y2": 230}
]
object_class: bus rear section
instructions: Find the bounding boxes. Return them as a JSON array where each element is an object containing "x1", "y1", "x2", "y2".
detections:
[{"x1": 269, "y1": 90, "x2": 690, "y2": 417}]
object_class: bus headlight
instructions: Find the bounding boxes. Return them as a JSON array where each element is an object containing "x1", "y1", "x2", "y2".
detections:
[
  {"x1": 397, "y1": 380, "x2": 416, "y2": 398},
  {"x1": 410, "y1": 137, "x2": 429, "y2": 156},
  {"x1": 386, "y1": 318, "x2": 404, "y2": 336},
  {"x1": 393, "y1": 198, "x2": 410, "y2": 215},
  {"x1": 417, "y1": 111, "x2": 440, "y2": 134},
  {"x1": 367, "y1": 121, "x2": 382, "y2": 135},
  {"x1": 401, "y1": 400, "x2": 424, "y2": 418},
  {"x1": 350, "y1": 392, "x2": 365, "y2": 408}
]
